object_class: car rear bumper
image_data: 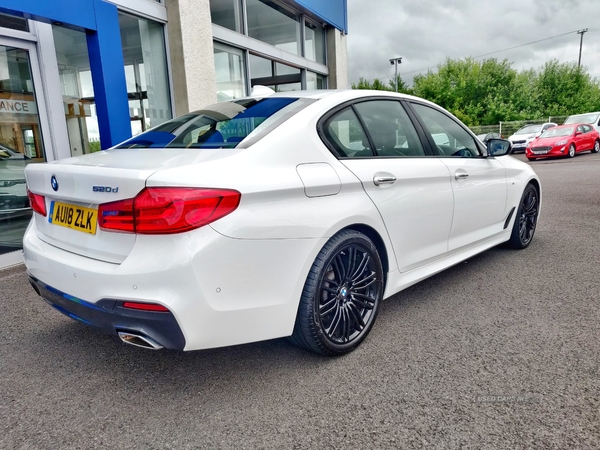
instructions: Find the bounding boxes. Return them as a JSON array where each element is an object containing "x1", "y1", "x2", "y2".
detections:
[
  {"x1": 23, "y1": 219, "x2": 325, "y2": 351},
  {"x1": 28, "y1": 274, "x2": 186, "y2": 350}
]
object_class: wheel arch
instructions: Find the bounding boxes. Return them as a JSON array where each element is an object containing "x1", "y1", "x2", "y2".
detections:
[
  {"x1": 339, "y1": 223, "x2": 390, "y2": 287},
  {"x1": 528, "y1": 177, "x2": 542, "y2": 215},
  {"x1": 527, "y1": 177, "x2": 540, "y2": 193}
]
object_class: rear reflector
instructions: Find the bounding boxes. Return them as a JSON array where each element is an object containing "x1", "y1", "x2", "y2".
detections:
[
  {"x1": 27, "y1": 190, "x2": 47, "y2": 217},
  {"x1": 122, "y1": 301, "x2": 170, "y2": 312},
  {"x1": 98, "y1": 187, "x2": 241, "y2": 234}
]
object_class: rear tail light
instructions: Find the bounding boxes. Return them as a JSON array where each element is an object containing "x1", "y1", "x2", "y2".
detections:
[
  {"x1": 27, "y1": 190, "x2": 47, "y2": 217},
  {"x1": 98, "y1": 187, "x2": 241, "y2": 234}
]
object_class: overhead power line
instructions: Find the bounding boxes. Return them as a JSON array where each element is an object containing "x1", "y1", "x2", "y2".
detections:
[
  {"x1": 401, "y1": 29, "x2": 589, "y2": 76},
  {"x1": 470, "y1": 29, "x2": 580, "y2": 59}
]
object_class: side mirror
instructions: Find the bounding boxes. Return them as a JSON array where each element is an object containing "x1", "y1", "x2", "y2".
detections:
[
  {"x1": 486, "y1": 138, "x2": 512, "y2": 157},
  {"x1": 575, "y1": 131, "x2": 582, "y2": 136}
]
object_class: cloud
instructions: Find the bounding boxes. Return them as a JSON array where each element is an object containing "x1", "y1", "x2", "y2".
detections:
[{"x1": 346, "y1": 0, "x2": 600, "y2": 85}]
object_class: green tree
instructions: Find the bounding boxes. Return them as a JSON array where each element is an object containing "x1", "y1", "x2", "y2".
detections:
[
  {"x1": 353, "y1": 58, "x2": 600, "y2": 126},
  {"x1": 351, "y1": 76, "x2": 412, "y2": 94},
  {"x1": 352, "y1": 77, "x2": 393, "y2": 91},
  {"x1": 532, "y1": 60, "x2": 600, "y2": 116},
  {"x1": 388, "y1": 76, "x2": 412, "y2": 94},
  {"x1": 411, "y1": 58, "x2": 525, "y2": 126}
]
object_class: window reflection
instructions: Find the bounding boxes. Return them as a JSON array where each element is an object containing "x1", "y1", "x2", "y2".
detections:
[
  {"x1": 304, "y1": 22, "x2": 325, "y2": 64},
  {"x1": 53, "y1": 25, "x2": 100, "y2": 156},
  {"x1": 209, "y1": 0, "x2": 329, "y2": 90},
  {"x1": 246, "y1": 0, "x2": 300, "y2": 55},
  {"x1": 119, "y1": 13, "x2": 172, "y2": 135},
  {"x1": 0, "y1": 12, "x2": 29, "y2": 32},
  {"x1": 214, "y1": 43, "x2": 246, "y2": 102},
  {"x1": 249, "y1": 54, "x2": 301, "y2": 91},
  {"x1": 210, "y1": 0, "x2": 243, "y2": 32},
  {"x1": 0, "y1": 45, "x2": 45, "y2": 253},
  {"x1": 307, "y1": 71, "x2": 326, "y2": 90}
]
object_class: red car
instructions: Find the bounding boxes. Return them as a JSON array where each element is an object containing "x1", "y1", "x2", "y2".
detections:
[{"x1": 526, "y1": 123, "x2": 600, "y2": 160}]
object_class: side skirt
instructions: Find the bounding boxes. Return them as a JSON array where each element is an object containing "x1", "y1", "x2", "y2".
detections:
[{"x1": 382, "y1": 230, "x2": 511, "y2": 299}]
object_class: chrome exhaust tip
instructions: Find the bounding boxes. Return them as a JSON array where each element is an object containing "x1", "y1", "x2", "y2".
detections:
[{"x1": 118, "y1": 331, "x2": 164, "y2": 350}]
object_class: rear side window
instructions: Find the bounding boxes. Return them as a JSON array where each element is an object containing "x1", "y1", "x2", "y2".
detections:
[
  {"x1": 353, "y1": 100, "x2": 426, "y2": 157},
  {"x1": 117, "y1": 98, "x2": 312, "y2": 149},
  {"x1": 322, "y1": 107, "x2": 374, "y2": 158}
]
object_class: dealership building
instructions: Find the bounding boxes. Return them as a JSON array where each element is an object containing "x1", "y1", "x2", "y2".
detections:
[{"x1": 0, "y1": 0, "x2": 348, "y2": 268}]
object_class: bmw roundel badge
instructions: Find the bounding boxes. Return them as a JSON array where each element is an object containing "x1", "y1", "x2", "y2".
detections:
[{"x1": 51, "y1": 175, "x2": 59, "y2": 192}]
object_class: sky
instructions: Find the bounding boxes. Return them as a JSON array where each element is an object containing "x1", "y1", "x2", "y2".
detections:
[{"x1": 346, "y1": 0, "x2": 600, "y2": 86}]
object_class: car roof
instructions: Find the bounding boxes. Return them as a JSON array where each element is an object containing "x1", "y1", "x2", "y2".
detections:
[
  {"x1": 217, "y1": 89, "x2": 428, "y2": 103},
  {"x1": 550, "y1": 124, "x2": 580, "y2": 129},
  {"x1": 189, "y1": 89, "x2": 441, "y2": 117},
  {"x1": 567, "y1": 111, "x2": 600, "y2": 116}
]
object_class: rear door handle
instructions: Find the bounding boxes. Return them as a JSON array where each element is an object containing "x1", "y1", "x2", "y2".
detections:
[
  {"x1": 373, "y1": 176, "x2": 397, "y2": 186},
  {"x1": 455, "y1": 172, "x2": 469, "y2": 180}
]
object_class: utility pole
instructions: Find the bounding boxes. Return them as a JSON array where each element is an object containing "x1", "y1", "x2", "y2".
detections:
[
  {"x1": 389, "y1": 57, "x2": 403, "y2": 92},
  {"x1": 577, "y1": 28, "x2": 588, "y2": 68}
]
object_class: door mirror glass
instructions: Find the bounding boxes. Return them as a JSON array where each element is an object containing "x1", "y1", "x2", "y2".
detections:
[{"x1": 487, "y1": 139, "x2": 511, "y2": 156}]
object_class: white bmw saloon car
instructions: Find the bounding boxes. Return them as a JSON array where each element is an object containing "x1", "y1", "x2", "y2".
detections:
[{"x1": 23, "y1": 89, "x2": 540, "y2": 356}]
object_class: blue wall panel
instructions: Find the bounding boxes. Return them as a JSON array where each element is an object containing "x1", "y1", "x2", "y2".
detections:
[
  {"x1": 0, "y1": 0, "x2": 132, "y2": 148},
  {"x1": 293, "y1": 0, "x2": 347, "y2": 33},
  {"x1": 0, "y1": 0, "x2": 97, "y2": 30},
  {"x1": 87, "y1": 0, "x2": 131, "y2": 148}
]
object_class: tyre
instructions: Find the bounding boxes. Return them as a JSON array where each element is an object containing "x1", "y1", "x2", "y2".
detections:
[
  {"x1": 506, "y1": 184, "x2": 539, "y2": 249},
  {"x1": 568, "y1": 144, "x2": 576, "y2": 158},
  {"x1": 290, "y1": 230, "x2": 384, "y2": 356},
  {"x1": 527, "y1": 157, "x2": 536, "y2": 161},
  {"x1": 592, "y1": 140, "x2": 600, "y2": 153}
]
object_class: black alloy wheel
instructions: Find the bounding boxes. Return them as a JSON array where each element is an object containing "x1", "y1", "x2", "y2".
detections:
[
  {"x1": 507, "y1": 184, "x2": 539, "y2": 249},
  {"x1": 290, "y1": 230, "x2": 384, "y2": 356}
]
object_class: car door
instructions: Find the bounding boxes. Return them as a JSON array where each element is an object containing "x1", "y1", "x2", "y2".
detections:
[
  {"x1": 408, "y1": 102, "x2": 508, "y2": 251},
  {"x1": 582, "y1": 125, "x2": 594, "y2": 150},
  {"x1": 320, "y1": 99, "x2": 454, "y2": 272}
]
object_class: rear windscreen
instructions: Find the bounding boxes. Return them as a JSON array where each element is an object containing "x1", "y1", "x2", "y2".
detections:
[{"x1": 116, "y1": 97, "x2": 312, "y2": 149}]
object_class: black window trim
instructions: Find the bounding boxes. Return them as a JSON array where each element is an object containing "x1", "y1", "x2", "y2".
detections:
[
  {"x1": 350, "y1": 104, "x2": 377, "y2": 157},
  {"x1": 317, "y1": 96, "x2": 438, "y2": 160}
]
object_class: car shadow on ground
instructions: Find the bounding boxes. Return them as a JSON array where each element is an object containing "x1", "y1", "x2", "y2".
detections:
[{"x1": 7, "y1": 237, "x2": 547, "y2": 403}]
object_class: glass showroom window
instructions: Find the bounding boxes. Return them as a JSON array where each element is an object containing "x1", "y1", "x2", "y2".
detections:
[
  {"x1": 52, "y1": 25, "x2": 100, "y2": 156},
  {"x1": 0, "y1": 12, "x2": 29, "y2": 32},
  {"x1": 306, "y1": 71, "x2": 326, "y2": 90},
  {"x1": 249, "y1": 54, "x2": 301, "y2": 92},
  {"x1": 246, "y1": 0, "x2": 300, "y2": 55},
  {"x1": 0, "y1": 44, "x2": 45, "y2": 254},
  {"x1": 214, "y1": 44, "x2": 246, "y2": 102},
  {"x1": 210, "y1": 0, "x2": 243, "y2": 32},
  {"x1": 119, "y1": 13, "x2": 172, "y2": 136},
  {"x1": 304, "y1": 21, "x2": 325, "y2": 64}
]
